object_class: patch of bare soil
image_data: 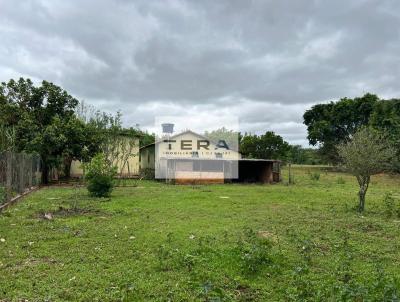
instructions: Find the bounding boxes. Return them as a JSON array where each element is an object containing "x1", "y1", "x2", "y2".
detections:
[
  {"x1": 257, "y1": 230, "x2": 278, "y2": 242},
  {"x1": 8, "y1": 257, "x2": 59, "y2": 272},
  {"x1": 234, "y1": 284, "x2": 259, "y2": 300},
  {"x1": 36, "y1": 206, "x2": 107, "y2": 219}
]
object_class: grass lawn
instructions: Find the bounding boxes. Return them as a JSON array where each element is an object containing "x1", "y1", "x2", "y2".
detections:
[{"x1": 1, "y1": 166, "x2": 400, "y2": 301}]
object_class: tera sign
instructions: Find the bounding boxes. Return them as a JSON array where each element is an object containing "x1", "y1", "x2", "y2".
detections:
[{"x1": 163, "y1": 139, "x2": 230, "y2": 150}]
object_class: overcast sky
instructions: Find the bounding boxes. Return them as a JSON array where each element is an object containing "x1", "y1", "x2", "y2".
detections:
[{"x1": 1, "y1": 0, "x2": 400, "y2": 146}]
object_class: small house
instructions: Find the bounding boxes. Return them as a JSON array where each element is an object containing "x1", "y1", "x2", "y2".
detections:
[{"x1": 140, "y1": 130, "x2": 281, "y2": 184}]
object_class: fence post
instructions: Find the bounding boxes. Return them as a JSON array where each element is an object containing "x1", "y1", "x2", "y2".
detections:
[
  {"x1": 18, "y1": 153, "x2": 25, "y2": 193},
  {"x1": 36, "y1": 156, "x2": 41, "y2": 186},
  {"x1": 6, "y1": 151, "x2": 12, "y2": 202},
  {"x1": 28, "y1": 156, "x2": 33, "y2": 188}
]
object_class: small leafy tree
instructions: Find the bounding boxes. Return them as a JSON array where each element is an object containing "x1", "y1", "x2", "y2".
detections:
[
  {"x1": 338, "y1": 127, "x2": 395, "y2": 212},
  {"x1": 84, "y1": 154, "x2": 117, "y2": 198}
]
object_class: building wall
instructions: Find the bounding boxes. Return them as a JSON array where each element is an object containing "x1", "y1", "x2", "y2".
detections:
[
  {"x1": 175, "y1": 171, "x2": 224, "y2": 184},
  {"x1": 70, "y1": 137, "x2": 140, "y2": 177},
  {"x1": 140, "y1": 145, "x2": 155, "y2": 170},
  {"x1": 70, "y1": 160, "x2": 84, "y2": 178}
]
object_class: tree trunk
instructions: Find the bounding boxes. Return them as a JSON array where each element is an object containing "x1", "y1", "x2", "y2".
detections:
[
  {"x1": 63, "y1": 157, "x2": 72, "y2": 179},
  {"x1": 358, "y1": 188, "x2": 366, "y2": 212},
  {"x1": 357, "y1": 176, "x2": 370, "y2": 212},
  {"x1": 41, "y1": 162, "x2": 49, "y2": 185}
]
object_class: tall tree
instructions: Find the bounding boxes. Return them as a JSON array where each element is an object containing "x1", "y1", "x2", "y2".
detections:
[
  {"x1": 303, "y1": 93, "x2": 378, "y2": 162},
  {"x1": 0, "y1": 78, "x2": 87, "y2": 183},
  {"x1": 369, "y1": 99, "x2": 400, "y2": 171}
]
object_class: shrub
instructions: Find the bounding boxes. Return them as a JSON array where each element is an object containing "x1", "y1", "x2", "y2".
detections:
[{"x1": 84, "y1": 154, "x2": 117, "y2": 198}]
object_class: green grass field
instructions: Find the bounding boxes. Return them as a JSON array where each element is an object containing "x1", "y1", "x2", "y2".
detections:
[{"x1": 1, "y1": 166, "x2": 400, "y2": 301}]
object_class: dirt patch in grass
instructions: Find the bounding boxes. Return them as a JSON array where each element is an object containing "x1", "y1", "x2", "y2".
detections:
[
  {"x1": 234, "y1": 284, "x2": 259, "y2": 300},
  {"x1": 36, "y1": 206, "x2": 108, "y2": 219},
  {"x1": 8, "y1": 257, "x2": 59, "y2": 272},
  {"x1": 257, "y1": 230, "x2": 278, "y2": 242}
]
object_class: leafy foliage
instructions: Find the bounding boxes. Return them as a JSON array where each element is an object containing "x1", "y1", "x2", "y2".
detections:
[
  {"x1": 304, "y1": 93, "x2": 400, "y2": 168},
  {"x1": 369, "y1": 98, "x2": 400, "y2": 171},
  {"x1": 0, "y1": 78, "x2": 92, "y2": 183},
  {"x1": 286, "y1": 145, "x2": 325, "y2": 165},
  {"x1": 0, "y1": 78, "x2": 147, "y2": 182},
  {"x1": 0, "y1": 125, "x2": 15, "y2": 152},
  {"x1": 84, "y1": 153, "x2": 117, "y2": 197},
  {"x1": 139, "y1": 131, "x2": 155, "y2": 147},
  {"x1": 204, "y1": 127, "x2": 239, "y2": 151},
  {"x1": 303, "y1": 93, "x2": 378, "y2": 162},
  {"x1": 240, "y1": 131, "x2": 290, "y2": 160}
]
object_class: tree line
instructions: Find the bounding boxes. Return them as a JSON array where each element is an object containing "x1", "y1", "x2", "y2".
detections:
[
  {"x1": 0, "y1": 78, "x2": 154, "y2": 183},
  {"x1": 0, "y1": 78, "x2": 322, "y2": 180},
  {"x1": 3, "y1": 77, "x2": 398, "y2": 187},
  {"x1": 239, "y1": 132, "x2": 323, "y2": 165}
]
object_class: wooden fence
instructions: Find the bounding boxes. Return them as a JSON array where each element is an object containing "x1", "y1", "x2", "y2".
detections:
[{"x1": 0, "y1": 152, "x2": 41, "y2": 205}]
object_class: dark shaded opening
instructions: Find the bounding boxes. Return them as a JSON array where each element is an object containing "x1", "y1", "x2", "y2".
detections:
[{"x1": 233, "y1": 161, "x2": 275, "y2": 183}]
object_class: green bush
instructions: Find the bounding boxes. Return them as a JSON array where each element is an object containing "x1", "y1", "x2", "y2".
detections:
[{"x1": 84, "y1": 154, "x2": 117, "y2": 198}]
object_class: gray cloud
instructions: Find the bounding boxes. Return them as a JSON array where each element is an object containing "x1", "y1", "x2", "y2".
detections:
[{"x1": 1, "y1": 0, "x2": 400, "y2": 146}]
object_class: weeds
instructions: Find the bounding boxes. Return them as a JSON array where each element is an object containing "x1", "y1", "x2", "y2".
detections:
[
  {"x1": 337, "y1": 176, "x2": 346, "y2": 184},
  {"x1": 155, "y1": 244, "x2": 179, "y2": 271},
  {"x1": 235, "y1": 228, "x2": 283, "y2": 275},
  {"x1": 286, "y1": 237, "x2": 316, "y2": 300},
  {"x1": 199, "y1": 281, "x2": 225, "y2": 301},
  {"x1": 309, "y1": 172, "x2": 320, "y2": 181},
  {"x1": 383, "y1": 192, "x2": 400, "y2": 218}
]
